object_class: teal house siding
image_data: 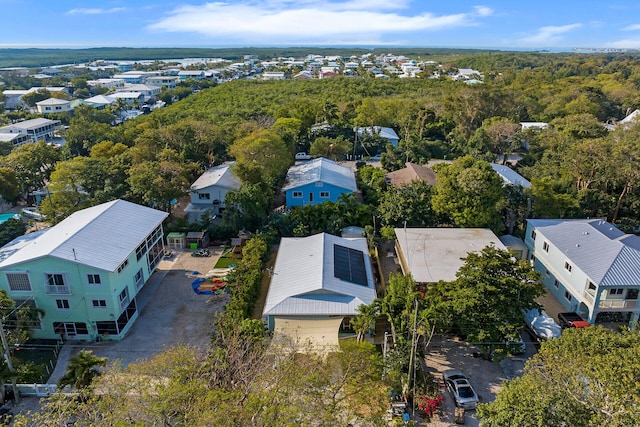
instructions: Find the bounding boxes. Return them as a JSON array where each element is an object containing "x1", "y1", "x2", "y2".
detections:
[{"x1": 0, "y1": 200, "x2": 168, "y2": 341}]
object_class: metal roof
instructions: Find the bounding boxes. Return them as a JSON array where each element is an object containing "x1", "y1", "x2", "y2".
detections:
[
  {"x1": 394, "y1": 228, "x2": 506, "y2": 283},
  {"x1": 490, "y1": 163, "x2": 531, "y2": 188},
  {"x1": 282, "y1": 158, "x2": 357, "y2": 192},
  {"x1": 0, "y1": 200, "x2": 168, "y2": 271},
  {"x1": 528, "y1": 219, "x2": 640, "y2": 287},
  {"x1": 262, "y1": 233, "x2": 376, "y2": 317},
  {"x1": 3, "y1": 118, "x2": 60, "y2": 130},
  {"x1": 355, "y1": 126, "x2": 399, "y2": 141},
  {"x1": 190, "y1": 162, "x2": 240, "y2": 191}
]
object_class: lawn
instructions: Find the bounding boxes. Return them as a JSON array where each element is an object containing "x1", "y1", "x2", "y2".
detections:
[{"x1": 214, "y1": 248, "x2": 236, "y2": 269}]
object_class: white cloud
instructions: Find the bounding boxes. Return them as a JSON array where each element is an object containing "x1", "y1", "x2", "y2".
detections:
[
  {"x1": 622, "y1": 24, "x2": 640, "y2": 31},
  {"x1": 146, "y1": 1, "x2": 491, "y2": 44},
  {"x1": 67, "y1": 7, "x2": 126, "y2": 15},
  {"x1": 518, "y1": 23, "x2": 582, "y2": 46}
]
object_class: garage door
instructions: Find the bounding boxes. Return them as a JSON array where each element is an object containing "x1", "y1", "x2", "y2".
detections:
[{"x1": 273, "y1": 316, "x2": 343, "y2": 351}]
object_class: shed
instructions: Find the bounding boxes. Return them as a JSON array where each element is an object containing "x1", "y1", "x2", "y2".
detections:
[
  {"x1": 186, "y1": 231, "x2": 210, "y2": 249},
  {"x1": 166, "y1": 232, "x2": 186, "y2": 250}
]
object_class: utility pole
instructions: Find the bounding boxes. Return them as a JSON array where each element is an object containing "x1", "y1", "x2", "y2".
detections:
[{"x1": 0, "y1": 318, "x2": 19, "y2": 403}]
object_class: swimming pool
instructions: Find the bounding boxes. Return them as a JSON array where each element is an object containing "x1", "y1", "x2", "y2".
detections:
[{"x1": 0, "y1": 213, "x2": 21, "y2": 225}]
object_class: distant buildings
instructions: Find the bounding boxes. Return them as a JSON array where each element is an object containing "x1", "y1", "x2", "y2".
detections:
[{"x1": 0, "y1": 118, "x2": 61, "y2": 145}]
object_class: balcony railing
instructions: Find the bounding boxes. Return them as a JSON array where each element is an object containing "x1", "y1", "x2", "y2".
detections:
[
  {"x1": 44, "y1": 285, "x2": 71, "y2": 295},
  {"x1": 583, "y1": 291, "x2": 595, "y2": 305},
  {"x1": 598, "y1": 299, "x2": 638, "y2": 309}
]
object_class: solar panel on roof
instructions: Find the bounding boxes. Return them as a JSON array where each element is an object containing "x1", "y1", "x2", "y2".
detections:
[{"x1": 334, "y1": 244, "x2": 368, "y2": 286}]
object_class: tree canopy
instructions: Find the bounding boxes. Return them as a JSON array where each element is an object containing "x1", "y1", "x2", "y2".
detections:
[{"x1": 476, "y1": 326, "x2": 640, "y2": 427}]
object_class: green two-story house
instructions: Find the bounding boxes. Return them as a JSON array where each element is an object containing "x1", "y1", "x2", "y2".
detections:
[{"x1": 0, "y1": 199, "x2": 168, "y2": 341}]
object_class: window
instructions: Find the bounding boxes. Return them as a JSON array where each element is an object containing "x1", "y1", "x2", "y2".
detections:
[
  {"x1": 529, "y1": 254, "x2": 536, "y2": 264},
  {"x1": 46, "y1": 273, "x2": 65, "y2": 287},
  {"x1": 136, "y1": 242, "x2": 146, "y2": 261},
  {"x1": 530, "y1": 229, "x2": 537, "y2": 240},
  {"x1": 198, "y1": 193, "x2": 210, "y2": 200},
  {"x1": 553, "y1": 279, "x2": 560, "y2": 289},
  {"x1": 320, "y1": 191, "x2": 330, "y2": 198},
  {"x1": 543, "y1": 241, "x2": 549, "y2": 252},
  {"x1": 564, "y1": 290, "x2": 573, "y2": 302},
  {"x1": 588, "y1": 281, "x2": 597, "y2": 291},
  {"x1": 134, "y1": 269, "x2": 144, "y2": 289},
  {"x1": 5, "y1": 273, "x2": 31, "y2": 291},
  {"x1": 92, "y1": 299, "x2": 107, "y2": 308},
  {"x1": 87, "y1": 274, "x2": 101, "y2": 285},
  {"x1": 292, "y1": 191, "x2": 302, "y2": 198},
  {"x1": 564, "y1": 261, "x2": 573, "y2": 273},
  {"x1": 627, "y1": 289, "x2": 639, "y2": 300},
  {"x1": 56, "y1": 299, "x2": 70, "y2": 310},
  {"x1": 609, "y1": 288, "x2": 624, "y2": 296},
  {"x1": 315, "y1": 182, "x2": 323, "y2": 187},
  {"x1": 545, "y1": 269, "x2": 551, "y2": 277},
  {"x1": 117, "y1": 259, "x2": 129, "y2": 274}
]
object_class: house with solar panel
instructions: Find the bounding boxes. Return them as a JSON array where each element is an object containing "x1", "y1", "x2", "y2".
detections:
[
  {"x1": 525, "y1": 219, "x2": 640, "y2": 326},
  {"x1": 0, "y1": 200, "x2": 168, "y2": 341},
  {"x1": 282, "y1": 158, "x2": 358, "y2": 208},
  {"x1": 262, "y1": 233, "x2": 376, "y2": 352}
]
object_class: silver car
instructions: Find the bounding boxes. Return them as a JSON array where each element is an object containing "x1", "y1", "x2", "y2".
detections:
[{"x1": 443, "y1": 369, "x2": 479, "y2": 409}]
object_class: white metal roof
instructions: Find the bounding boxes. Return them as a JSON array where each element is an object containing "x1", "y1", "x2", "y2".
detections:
[
  {"x1": 36, "y1": 98, "x2": 70, "y2": 106},
  {"x1": 190, "y1": 162, "x2": 241, "y2": 191},
  {"x1": 282, "y1": 158, "x2": 357, "y2": 192},
  {"x1": 394, "y1": 228, "x2": 507, "y2": 283},
  {"x1": 262, "y1": 233, "x2": 376, "y2": 317},
  {"x1": 3, "y1": 118, "x2": 60, "y2": 131},
  {"x1": 0, "y1": 200, "x2": 168, "y2": 271},
  {"x1": 355, "y1": 126, "x2": 399, "y2": 141},
  {"x1": 85, "y1": 95, "x2": 117, "y2": 105},
  {"x1": 528, "y1": 219, "x2": 640, "y2": 287},
  {"x1": 490, "y1": 163, "x2": 531, "y2": 188}
]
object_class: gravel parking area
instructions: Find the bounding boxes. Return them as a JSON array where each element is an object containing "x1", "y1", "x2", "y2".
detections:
[
  {"x1": 51, "y1": 247, "x2": 228, "y2": 377},
  {"x1": 422, "y1": 336, "x2": 536, "y2": 426},
  {"x1": 10, "y1": 247, "x2": 230, "y2": 416}
]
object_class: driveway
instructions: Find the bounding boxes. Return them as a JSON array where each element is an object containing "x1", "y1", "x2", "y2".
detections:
[
  {"x1": 48, "y1": 246, "x2": 228, "y2": 380},
  {"x1": 422, "y1": 336, "x2": 537, "y2": 426}
]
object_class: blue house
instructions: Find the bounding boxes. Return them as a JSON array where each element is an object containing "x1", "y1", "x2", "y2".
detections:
[
  {"x1": 525, "y1": 219, "x2": 640, "y2": 327},
  {"x1": 282, "y1": 158, "x2": 357, "y2": 208}
]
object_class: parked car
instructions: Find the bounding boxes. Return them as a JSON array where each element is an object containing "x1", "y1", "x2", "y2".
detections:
[
  {"x1": 295, "y1": 152, "x2": 312, "y2": 160},
  {"x1": 443, "y1": 369, "x2": 479, "y2": 409},
  {"x1": 558, "y1": 312, "x2": 591, "y2": 329}
]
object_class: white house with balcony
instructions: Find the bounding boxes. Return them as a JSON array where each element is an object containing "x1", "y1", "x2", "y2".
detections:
[
  {"x1": 184, "y1": 163, "x2": 241, "y2": 223},
  {"x1": 0, "y1": 118, "x2": 61, "y2": 144},
  {"x1": 0, "y1": 199, "x2": 168, "y2": 341},
  {"x1": 525, "y1": 219, "x2": 640, "y2": 326}
]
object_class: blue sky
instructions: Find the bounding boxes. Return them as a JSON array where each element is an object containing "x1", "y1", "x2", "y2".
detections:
[{"x1": 1, "y1": 0, "x2": 640, "y2": 49}]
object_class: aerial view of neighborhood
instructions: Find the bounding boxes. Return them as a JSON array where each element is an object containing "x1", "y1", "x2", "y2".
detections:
[{"x1": 0, "y1": 1, "x2": 640, "y2": 426}]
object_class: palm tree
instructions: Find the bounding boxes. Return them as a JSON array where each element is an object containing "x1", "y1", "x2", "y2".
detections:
[
  {"x1": 57, "y1": 350, "x2": 107, "y2": 389},
  {"x1": 351, "y1": 302, "x2": 380, "y2": 342}
]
